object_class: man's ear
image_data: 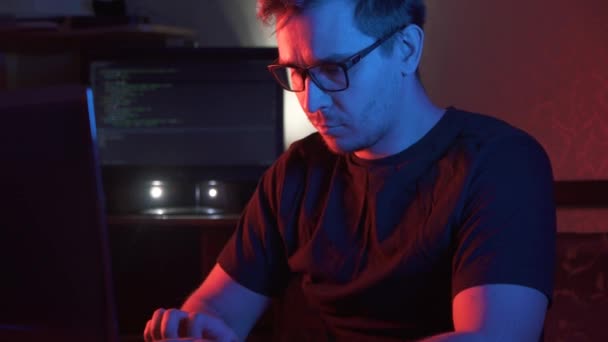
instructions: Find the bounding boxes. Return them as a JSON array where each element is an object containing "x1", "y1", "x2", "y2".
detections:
[{"x1": 397, "y1": 24, "x2": 424, "y2": 75}]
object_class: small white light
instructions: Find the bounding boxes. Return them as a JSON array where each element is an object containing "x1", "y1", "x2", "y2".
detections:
[
  {"x1": 208, "y1": 188, "x2": 218, "y2": 198},
  {"x1": 150, "y1": 186, "x2": 163, "y2": 199},
  {"x1": 151, "y1": 180, "x2": 163, "y2": 186}
]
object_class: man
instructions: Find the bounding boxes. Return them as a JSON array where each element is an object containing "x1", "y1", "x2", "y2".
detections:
[{"x1": 144, "y1": 0, "x2": 556, "y2": 341}]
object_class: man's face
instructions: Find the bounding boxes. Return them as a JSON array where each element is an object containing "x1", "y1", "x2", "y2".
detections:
[{"x1": 276, "y1": 0, "x2": 404, "y2": 155}]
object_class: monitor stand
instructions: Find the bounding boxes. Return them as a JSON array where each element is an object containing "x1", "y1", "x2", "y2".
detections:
[{"x1": 141, "y1": 206, "x2": 223, "y2": 216}]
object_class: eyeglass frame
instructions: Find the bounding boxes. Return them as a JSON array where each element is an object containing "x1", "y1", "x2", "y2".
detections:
[{"x1": 267, "y1": 24, "x2": 408, "y2": 92}]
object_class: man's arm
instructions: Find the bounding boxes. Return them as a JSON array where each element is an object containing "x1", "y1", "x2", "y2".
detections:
[
  {"x1": 419, "y1": 284, "x2": 548, "y2": 342},
  {"x1": 180, "y1": 263, "x2": 271, "y2": 340}
]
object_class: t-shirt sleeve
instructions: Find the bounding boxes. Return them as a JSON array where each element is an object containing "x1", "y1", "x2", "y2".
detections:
[
  {"x1": 216, "y1": 160, "x2": 292, "y2": 298},
  {"x1": 451, "y1": 133, "x2": 557, "y2": 304}
]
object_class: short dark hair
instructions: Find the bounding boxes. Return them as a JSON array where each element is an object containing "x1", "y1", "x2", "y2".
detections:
[{"x1": 257, "y1": 0, "x2": 426, "y2": 55}]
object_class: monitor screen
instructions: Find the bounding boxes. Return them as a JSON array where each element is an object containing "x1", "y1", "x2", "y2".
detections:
[{"x1": 89, "y1": 48, "x2": 283, "y2": 168}]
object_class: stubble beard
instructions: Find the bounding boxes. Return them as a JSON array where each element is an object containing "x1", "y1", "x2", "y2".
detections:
[{"x1": 319, "y1": 125, "x2": 386, "y2": 156}]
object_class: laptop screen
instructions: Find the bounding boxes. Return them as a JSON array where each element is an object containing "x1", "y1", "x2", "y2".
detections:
[{"x1": 0, "y1": 85, "x2": 119, "y2": 342}]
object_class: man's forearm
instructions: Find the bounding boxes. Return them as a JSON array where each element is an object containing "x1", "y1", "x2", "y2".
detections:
[{"x1": 180, "y1": 291, "x2": 222, "y2": 317}]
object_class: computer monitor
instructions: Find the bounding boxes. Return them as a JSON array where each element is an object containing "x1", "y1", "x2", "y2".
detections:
[
  {"x1": 0, "y1": 85, "x2": 119, "y2": 342},
  {"x1": 85, "y1": 48, "x2": 283, "y2": 215}
]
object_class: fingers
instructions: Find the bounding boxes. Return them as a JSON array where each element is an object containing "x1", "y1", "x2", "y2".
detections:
[
  {"x1": 188, "y1": 312, "x2": 205, "y2": 339},
  {"x1": 189, "y1": 313, "x2": 238, "y2": 342},
  {"x1": 143, "y1": 308, "x2": 238, "y2": 342},
  {"x1": 151, "y1": 308, "x2": 166, "y2": 341},
  {"x1": 161, "y1": 309, "x2": 189, "y2": 338},
  {"x1": 143, "y1": 319, "x2": 152, "y2": 342}
]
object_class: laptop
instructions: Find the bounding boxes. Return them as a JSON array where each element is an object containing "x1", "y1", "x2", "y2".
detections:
[{"x1": 0, "y1": 85, "x2": 120, "y2": 342}]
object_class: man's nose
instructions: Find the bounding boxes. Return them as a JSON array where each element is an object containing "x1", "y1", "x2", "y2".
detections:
[{"x1": 302, "y1": 77, "x2": 331, "y2": 114}]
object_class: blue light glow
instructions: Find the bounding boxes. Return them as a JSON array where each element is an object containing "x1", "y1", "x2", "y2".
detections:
[{"x1": 86, "y1": 88, "x2": 98, "y2": 145}]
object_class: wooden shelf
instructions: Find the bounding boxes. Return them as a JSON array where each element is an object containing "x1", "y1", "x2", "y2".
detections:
[{"x1": 0, "y1": 24, "x2": 197, "y2": 53}]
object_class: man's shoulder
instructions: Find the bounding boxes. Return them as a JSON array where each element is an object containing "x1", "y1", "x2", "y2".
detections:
[
  {"x1": 448, "y1": 108, "x2": 551, "y2": 183},
  {"x1": 257, "y1": 133, "x2": 338, "y2": 210},
  {"x1": 452, "y1": 108, "x2": 524, "y2": 139},
  {"x1": 264, "y1": 132, "x2": 337, "y2": 181},
  {"x1": 280, "y1": 132, "x2": 336, "y2": 165},
  {"x1": 450, "y1": 107, "x2": 543, "y2": 153}
]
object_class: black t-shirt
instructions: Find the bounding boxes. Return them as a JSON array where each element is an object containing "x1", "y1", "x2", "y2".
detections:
[{"x1": 217, "y1": 107, "x2": 556, "y2": 341}]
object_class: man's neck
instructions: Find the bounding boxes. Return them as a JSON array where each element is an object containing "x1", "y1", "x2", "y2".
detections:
[{"x1": 353, "y1": 80, "x2": 445, "y2": 160}]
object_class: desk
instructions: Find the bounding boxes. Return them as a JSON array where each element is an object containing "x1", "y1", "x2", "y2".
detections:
[{"x1": 108, "y1": 215, "x2": 277, "y2": 342}]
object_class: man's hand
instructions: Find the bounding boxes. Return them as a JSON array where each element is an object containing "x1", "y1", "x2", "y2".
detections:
[{"x1": 143, "y1": 308, "x2": 239, "y2": 342}]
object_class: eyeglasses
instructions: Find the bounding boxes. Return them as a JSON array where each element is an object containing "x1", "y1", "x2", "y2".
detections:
[{"x1": 267, "y1": 25, "x2": 406, "y2": 92}]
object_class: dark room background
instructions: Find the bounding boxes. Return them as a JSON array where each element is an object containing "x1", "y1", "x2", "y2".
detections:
[
  {"x1": 2, "y1": 0, "x2": 607, "y2": 234},
  {"x1": 2, "y1": 1, "x2": 607, "y2": 341}
]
